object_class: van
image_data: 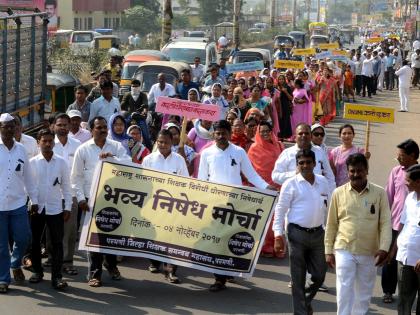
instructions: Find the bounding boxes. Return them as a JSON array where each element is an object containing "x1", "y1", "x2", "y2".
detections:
[
  {"x1": 69, "y1": 31, "x2": 101, "y2": 56},
  {"x1": 161, "y1": 37, "x2": 217, "y2": 73}
]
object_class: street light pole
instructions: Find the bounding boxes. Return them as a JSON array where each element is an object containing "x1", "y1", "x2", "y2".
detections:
[
  {"x1": 233, "y1": 0, "x2": 241, "y2": 48},
  {"x1": 270, "y1": 0, "x2": 276, "y2": 28},
  {"x1": 161, "y1": 0, "x2": 173, "y2": 48}
]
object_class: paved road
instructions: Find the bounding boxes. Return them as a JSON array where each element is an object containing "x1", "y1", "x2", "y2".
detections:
[{"x1": 1, "y1": 88, "x2": 419, "y2": 315}]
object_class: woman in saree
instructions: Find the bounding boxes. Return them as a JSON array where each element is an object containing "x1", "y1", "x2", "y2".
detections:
[
  {"x1": 262, "y1": 76, "x2": 280, "y2": 137},
  {"x1": 248, "y1": 121, "x2": 284, "y2": 257},
  {"x1": 247, "y1": 85, "x2": 273, "y2": 122},
  {"x1": 317, "y1": 68, "x2": 337, "y2": 126},
  {"x1": 291, "y1": 79, "x2": 312, "y2": 136},
  {"x1": 277, "y1": 74, "x2": 293, "y2": 140}
]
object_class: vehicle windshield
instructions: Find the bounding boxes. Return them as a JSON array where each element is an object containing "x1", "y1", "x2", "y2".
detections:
[
  {"x1": 311, "y1": 38, "x2": 328, "y2": 46},
  {"x1": 162, "y1": 48, "x2": 206, "y2": 64},
  {"x1": 234, "y1": 54, "x2": 262, "y2": 63},
  {"x1": 275, "y1": 37, "x2": 294, "y2": 47},
  {"x1": 122, "y1": 63, "x2": 142, "y2": 80},
  {"x1": 139, "y1": 71, "x2": 177, "y2": 92},
  {"x1": 72, "y1": 33, "x2": 93, "y2": 43}
]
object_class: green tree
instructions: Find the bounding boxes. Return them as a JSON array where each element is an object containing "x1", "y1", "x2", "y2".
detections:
[
  {"x1": 123, "y1": 5, "x2": 160, "y2": 36},
  {"x1": 197, "y1": 0, "x2": 235, "y2": 25},
  {"x1": 132, "y1": 0, "x2": 160, "y2": 14},
  {"x1": 173, "y1": 14, "x2": 190, "y2": 29}
]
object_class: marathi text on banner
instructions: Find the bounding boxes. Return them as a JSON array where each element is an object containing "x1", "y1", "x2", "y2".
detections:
[
  {"x1": 225, "y1": 61, "x2": 264, "y2": 73},
  {"x1": 318, "y1": 42, "x2": 339, "y2": 50},
  {"x1": 274, "y1": 60, "x2": 305, "y2": 69},
  {"x1": 366, "y1": 37, "x2": 384, "y2": 43},
  {"x1": 314, "y1": 51, "x2": 332, "y2": 59},
  {"x1": 79, "y1": 161, "x2": 277, "y2": 277},
  {"x1": 156, "y1": 96, "x2": 220, "y2": 121},
  {"x1": 291, "y1": 48, "x2": 316, "y2": 56},
  {"x1": 343, "y1": 103, "x2": 395, "y2": 123}
]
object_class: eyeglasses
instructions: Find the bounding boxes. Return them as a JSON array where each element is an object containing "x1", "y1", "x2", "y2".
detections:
[{"x1": 312, "y1": 132, "x2": 325, "y2": 137}]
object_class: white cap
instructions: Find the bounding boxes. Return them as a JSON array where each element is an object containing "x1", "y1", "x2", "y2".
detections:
[
  {"x1": 67, "y1": 110, "x2": 82, "y2": 119},
  {"x1": 0, "y1": 113, "x2": 14, "y2": 123}
]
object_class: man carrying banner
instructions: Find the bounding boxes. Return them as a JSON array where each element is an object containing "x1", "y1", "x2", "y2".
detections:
[
  {"x1": 198, "y1": 120, "x2": 273, "y2": 292},
  {"x1": 273, "y1": 149, "x2": 330, "y2": 315},
  {"x1": 141, "y1": 129, "x2": 189, "y2": 284},
  {"x1": 71, "y1": 116, "x2": 131, "y2": 288}
]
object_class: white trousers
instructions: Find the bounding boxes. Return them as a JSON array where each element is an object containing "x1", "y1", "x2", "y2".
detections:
[
  {"x1": 377, "y1": 72, "x2": 384, "y2": 90},
  {"x1": 398, "y1": 87, "x2": 410, "y2": 111},
  {"x1": 335, "y1": 250, "x2": 376, "y2": 315}
]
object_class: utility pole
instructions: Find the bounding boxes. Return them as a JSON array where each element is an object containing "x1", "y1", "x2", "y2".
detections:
[
  {"x1": 307, "y1": 0, "x2": 311, "y2": 22},
  {"x1": 233, "y1": 0, "x2": 241, "y2": 48},
  {"x1": 292, "y1": 0, "x2": 297, "y2": 29},
  {"x1": 270, "y1": 0, "x2": 276, "y2": 28},
  {"x1": 161, "y1": 0, "x2": 173, "y2": 48},
  {"x1": 317, "y1": 0, "x2": 321, "y2": 21}
]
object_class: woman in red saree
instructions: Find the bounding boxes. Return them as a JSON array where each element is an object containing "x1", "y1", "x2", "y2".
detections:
[
  {"x1": 248, "y1": 122, "x2": 285, "y2": 257},
  {"x1": 317, "y1": 68, "x2": 337, "y2": 125}
]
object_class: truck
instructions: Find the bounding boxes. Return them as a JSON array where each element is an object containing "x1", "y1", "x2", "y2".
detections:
[{"x1": 0, "y1": 10, "x2": 48, "y2": 131}]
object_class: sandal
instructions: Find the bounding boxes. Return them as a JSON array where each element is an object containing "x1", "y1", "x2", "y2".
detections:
[
  {"x1": 383, "y1": 293, "x2": 394, "y2": 303},
  {"x1": 209, "y1": 281, "x2": 227, "y2": 292},
  {"x1": 63, "y1": 266, "x2": 78, "y2": 275},
  {"x1": 109, "y1": 268, "x2": 122, "y2": 280},
  {"x1": 0, "y1": 284, "x2": 8, "y2": 294},
  {"x1": 88, "y1": 278, "x2": 102, "y2": 287},
  {"x1": 29, "y1": 273, "x2": 44, "y2": 283},
  {"x1": 52, "y1": 279, "x2": 68, "y2": 290}
]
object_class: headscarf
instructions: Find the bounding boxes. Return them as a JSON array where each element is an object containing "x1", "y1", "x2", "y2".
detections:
[
  {"x1": 311, "y1": 123, "x2": 328, "y2": 155},
  {"x1": 194, "y1": 119, "x2": 213, "y2": 140},
  {"x1": 244, "y1": 107, "x2": 263, "y2": 122},
  {"x1": 188, "y1": 88, "x2": 200, "y2": 101},
  {"x1": 108, "y1": 113, "x2": 133, "y2": 155},
  {"x1": 259, "y1": 68, "x2": 269, "y2": 77},
  {"x1": 248, "y1": 125, "x2": 283, "y2": 188},
  {"x1": 127, "y1": 125, "x2": 148, "y2": 164},
  {"x1": 205, "y1": 83, "x2": 229, "y2": 119},
  {"x1": 233, "y1": 87, "x2": 246, "y2": 106}
]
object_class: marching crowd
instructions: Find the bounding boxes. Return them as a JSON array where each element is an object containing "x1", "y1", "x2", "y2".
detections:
[{"x1": 0, "y1": 35, "x2": 420, "y2": 315}]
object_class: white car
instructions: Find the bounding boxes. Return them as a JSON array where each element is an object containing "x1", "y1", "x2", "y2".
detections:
[{"x1": 69, "y1": 31, "x2": 101, "y2": 56}]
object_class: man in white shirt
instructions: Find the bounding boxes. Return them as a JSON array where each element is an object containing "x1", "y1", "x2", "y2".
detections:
[
  {"x1": 353, "y1": 52, "x2": 363, "y2": 95},
  {"x1": 273, "y1": 149, "x2": 330, "y2": 315},
  {"x1": 148, "y1": 73, "x2": 176, "y2": 112},
  {"x1": 71, "y1": 116, "x2": 130, "y2": 288},
  {"x1": 361, "y1": 52, "x2": 374, "y2": 98},
  {"x1": 68, "y1": 110, "x2": 91, "y2": 144},
  {"x1": 394, "y1": 164, "x2": 420, "y2": 314},
  {"x1": 0, "y1": 113, "x2": 38, "y2": 294},
  {"x1": 12, "y1": 114, "x2": 38, "y2": 159},
  {"x1": 142, "y1": 129, "x2": 188, "y2": 284},
  {"x1": 218, "y1": 34, "x2": 228, "y2": 49},
  {"x1": 191, "y1": 56, "x2": 205, "y2": 83},
  {"x1": 272, "y1": 123, "x2": 336, "y2": 192},
  {"x1": 395, "y1": 60, "x2": 414, "y2": 112},
  {"x1": 413, "y1": 38, "x2": 420, "y2": 51},
  {"x1": 377, "y1": 52, "x2": 386, "y2": 91},
  {"x1": 29, "y1": 128, "x2": 72, "y2": 290},
  {"x1": 198, "y1": 120, "x2": 271, "y2": 292},
  {"x1": 89, "y1": 80, "x2": 121, "y2": 123},
  {"x1": 51, "y1": 113, "x2": 82, "y2": 275},
  {"x1": 411, "y1": 49, "x2": 420, "y2": 88}
]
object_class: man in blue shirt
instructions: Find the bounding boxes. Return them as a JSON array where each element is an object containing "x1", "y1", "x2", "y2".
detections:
[
  {"x1": 176, "y1": 69, "x2": 199, "y2": 100},
  {"x1": 385, "y1": 49, "x2": 396, "y2": 90},
  {"x1": 371, "y1": 50, "x2": 381, "y2": 95}
]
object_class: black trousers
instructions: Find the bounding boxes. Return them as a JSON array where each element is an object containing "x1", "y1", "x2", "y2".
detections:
[
  {"x1": 398, "y1": 262, "x2": 420, "y2": 315},
  {"x1": 354, "y1": 75, "x2": 363, "y2": 94},
  {"x1": 385, "y1": 67, "x2": 395, "y2": 89},
  {"x1": 88, "y1": 253, "x2": 117, "y2": 280},
  {"x1": 412, "y1": 67, "x2": 420, "y2": 86},
  {"x1": 287, "y1": 224, "x2": 327, "y2": 315},
  {"x1": 30, "y1": 210, "x2": 64, "y2": 280},
  {"x1": 362, "y1": 75, "x2": 373, "y2": 96},
  {"x1": 372, "y1": 75, "x2": 378, "y2": 94},
  {"x1": 381, "y1": 229, "x2": 399, "y2": 294}
]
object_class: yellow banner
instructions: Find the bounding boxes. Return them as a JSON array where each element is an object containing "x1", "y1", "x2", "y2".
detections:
[
  {"x1": 332, "y1": 50, "x2": 348, "y2": 56},
  {"x1": 79, "y1": 161, "x2": 277, "y2": 277},
  {"x1": 389, "y1": 34, "x2": 400, "y2": 40},
  {"x1": 343, "y1": 103, "x2": 394, "y2": 123},
  {"x1": 291, "y1": 48, "x2": 316, "y2": 56},
  {"x1": 366, "y1": 37, "x2": 384, "y2": 43},
  {"x1": 98, "y1": 39, "x2": 112, "y2": 49},
  {"x1": 318, "y1": 42, "x2": 339, "y2": 50},
  {"x1": 274, "y1": 60, "x2": 305, "y2": 69}
]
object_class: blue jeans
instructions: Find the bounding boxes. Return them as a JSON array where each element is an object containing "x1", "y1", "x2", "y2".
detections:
[{"x1": 0, "y1": 205, "x2": 31, "y2": 284}]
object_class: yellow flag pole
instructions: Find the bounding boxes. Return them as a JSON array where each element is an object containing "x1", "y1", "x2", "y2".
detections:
[{"x1": 364, "y1": 121, "x2": 371, "y2": 153}]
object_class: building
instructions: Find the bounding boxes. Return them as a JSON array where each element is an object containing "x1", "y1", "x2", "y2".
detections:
[{"x1": 60, "y1": 0, "x2": 131, "y2": 30}]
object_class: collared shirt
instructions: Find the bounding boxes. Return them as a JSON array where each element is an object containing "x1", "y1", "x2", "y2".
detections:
[
  {"x1": 148, "y1": 83, "x2": 176, "y2": 105},
  {"x1": 191, "y1": 64, "x2": 205, "y2": 82},
  {"x1": 395, "y1": 65, "x2": 413, "y2": 88},
  {"x1": 87, "y1": 83, "x2": 119, "y2": 103},
  {"x1": 272, "y1": 144, "x2": 336, "y2": 192},
  {"x1": 354, "y1": 60, "x2": 363, "y2": 76},
  {"x1": 372, "y1": 56, "x2": 381, "y2": 75},
  {"x1": 142, "y1": 151, "x2": 188, "y2": 176},
  {"x1": 67, "y1": 101, "x2": 91, "y2": 122},
  {"x1": 273, "y1": 174, "x2": 330, "y2": 236},
  {"x1": 361, "y1": 58, "x2": 373, "y2": 77},
  {"x1": 324, "y1": 182, "x2": 392, "y2": 255},
  {"x1": 385, "y1": 55, "x2": 395, "y2": 68},
  {"x1": 176, "y1": 81, "x2": 200, "y2": 100},
  {"x1": 69, "y1": 127, "x2": 92, "y2": 144},
  {"x1": 411, "y1": 52, "x2": 420, "y2": 69},
  {"x1": 89, "y1": 96, "x2": 121, "y2": 123},
  {"x1": 18, "y1": 134, "x2": 38, "y2": 159},
  {"x1": 53, "y1": 136, "x2": 81, "y2": 173},
  {"x1": 396, "y1": 191, "x2": 420, "y2": 266},
  {"x1": 204, "y1": 76, "x2": 226, "y2": 87},
  {"x1": 30, "y1": 153, "x2": 72, "y2": 214},
  {"x1": 0, "y1": 139, "x2": 38, "y2": 211},
  {"x1": 198, "y1": 142, "x2": 268, "y2": 189},
  {"x1": 413, "y1": 40, "x2": 420, "y2": 50},
  {"x1": 386, "y1": 165, "x2": 409, "y2": 230},
  {"x1": 71, "y1": 138, "x2": 131, "y2": 202}
]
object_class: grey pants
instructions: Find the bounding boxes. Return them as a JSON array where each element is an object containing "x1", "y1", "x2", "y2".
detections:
[
  {"x1": 398, "y1": 262, "x2": 420, "y2": 315},
  {"x1": 287, "y1": 224, "x2": 327, "y2": 315}
]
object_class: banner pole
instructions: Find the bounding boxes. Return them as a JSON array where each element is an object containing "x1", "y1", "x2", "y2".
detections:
[
  {"x1": 179, "y1": 116, "x2": 188, "y2": 147},
  {"x1": 364, "y1": 120, "x2": 371, "y2": 153}
]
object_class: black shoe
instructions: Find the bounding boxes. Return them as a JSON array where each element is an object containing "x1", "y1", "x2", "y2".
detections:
[
  {"x1": 52, "y1": 278, "x2": 68, "y2": 290},
  {"x1": 209, "y1": 281, "x2": 227, "y2": 292},
  {"x1": 29, "y1": 273, "x2": 44, "y2": 283}
]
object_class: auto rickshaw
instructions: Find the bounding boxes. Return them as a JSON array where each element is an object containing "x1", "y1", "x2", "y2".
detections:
[
  {"x1": 133, "y1": 61, "x2": 191, "y2": 93},
  {"x1": 119, "y1": 50, "x2": 170, "y2": 97},
  {"x1": 288, "y1": 31, "x2": 306, "y2": 48},
  {"x1": 232, "y1": 48, "x2": 272, "y2": 68},
  {"x1": 310, "y1": 35, "x2": 329, "y2": 48},
  {"x1": 45, "y1": 73, "x2": 80, "y2": 114},
  {"x1": 340, "y1": 28, "x2": 354, "y2": 45},
  {"x1": 274, "y1": 35, "x2": 295, "y2": 50}
]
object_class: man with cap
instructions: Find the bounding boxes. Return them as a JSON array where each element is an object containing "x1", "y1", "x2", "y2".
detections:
[
  {"x1": 67, "y1": 85, "x2": 91, "y2": 122},
  {"x1": 0, "y1": 113, "x2": 39, "y2": 293},
  {"x1": 68, "y1": 110, "x2": 91, "y2": 144},
  {"x1": 121, "y1": 79, "x2": 148, "y2": 114}
]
